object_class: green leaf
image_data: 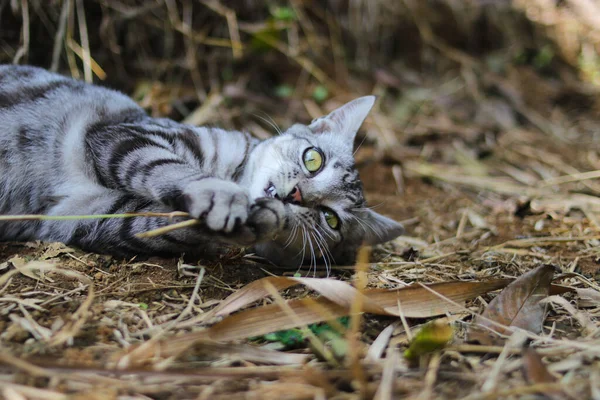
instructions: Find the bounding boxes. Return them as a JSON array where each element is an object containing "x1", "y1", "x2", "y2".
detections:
[
  {"x1": 250, "y1": 22, "x2": 280, "y2": 53},
  {"x1": 312, "y1": 85, "x2": 328, "y2": 103},
  {"x1": 404, "y1": 320, "x2": 454, "y2": 360},
  {"x1": 275, "y1": 84, "x2": 294, "y2": 98},
  {"x1": 261, "y1": 329, "x2": 305, "y2": 347},
  {"x1": 270, "y1": 6, "x2": 296, "y2": 21},
  {"x1": 533, "y1": 45, "x2": 554, "y2": 70},
  {"x1": 138, "y1": 303, "x2": 149, "y2": 310}
]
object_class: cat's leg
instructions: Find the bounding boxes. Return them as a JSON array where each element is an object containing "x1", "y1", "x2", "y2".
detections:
[
  {"x1": 85, "y1": 124, "x2": 270, "y2": 238},
  {"x1": 40, "y1": 190, "x2": 286, "y2": 256}
]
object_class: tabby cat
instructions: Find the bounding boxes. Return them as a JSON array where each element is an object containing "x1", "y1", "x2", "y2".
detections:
[{"x1": 0, "y1": 65, "x2": 404, "y2": 268}]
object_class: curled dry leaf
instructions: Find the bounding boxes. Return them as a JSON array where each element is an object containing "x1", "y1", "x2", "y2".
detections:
[
  {"x1": 468, "y1": 265, "x2": 557, "y2": 345},
  {"x1": 121, "y1": 276, "x2": 511, "y2": 364}
]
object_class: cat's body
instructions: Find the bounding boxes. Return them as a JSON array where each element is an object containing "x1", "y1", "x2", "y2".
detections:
[{"x1": 0, "y1": 65, "x2": 403, "y2": 267}]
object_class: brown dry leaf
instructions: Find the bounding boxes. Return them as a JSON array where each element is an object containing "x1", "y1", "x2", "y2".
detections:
[
  {"x1": 575, "y1": 287, "x2": 600, "y2": 308},
  {"x1": 522, "y1": 342, "x2": 567, "y2": 400},
  {"x1": 207, "y1": 276, "x2": 513, "y2": 320},
  {"x1": 207, "y1": 276, "x2": 387, "y2": 319},
  {"x1": 123, "y1": 277, "x2": 511, "y2": 363},
  {"x1": 39, "y1": 242, "x2": 75, "y2": 260},
  {"x1": 543, "y1": 295, "x2": 596, "y2": 336},
  {"x1": 468, "y1": 265, "x2": 557, "y2": 345}
]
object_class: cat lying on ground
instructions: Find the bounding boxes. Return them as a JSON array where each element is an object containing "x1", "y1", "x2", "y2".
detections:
[{"x1": 0, "y1": 65, "x2": 404, "y2": 268}]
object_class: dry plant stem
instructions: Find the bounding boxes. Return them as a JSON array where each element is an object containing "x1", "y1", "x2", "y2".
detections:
[
  {"x1": 348, "y1": 247, "x2": 370, "y2": 397},
  {"x1": 199, "y1": 0, "x2": 243, "y2": 59},
  {"x1": 0, "y1": 211, "x2": 189, "y2": 221},
  {"x1": 1, "y1": 384, "x2": 67, "y2": 400},
  {"x1": 465, "y1": 380, "x2": 589, "y2": 400},
  {"x1": 65, "y1": 0, "x2": 80, "y2": 79},
  {"x1": 481, "y1": 332, "x2": 528, "y2": 393},
  {"x1": 66, "y1": 37, "x2": 107, "y2": 80},
  {"x1": 418, "y1": 352, "x2": 442, "y2": 400},
  {"x1": 136, "y1": 218, "x2": 199, "y2": 238},
  {"x1": 75, "y1": 0, "x2": 92, "y2": 82},
  {"x1": 51, "y1": 0, "x2": 71, "y2": 72},
  {"x1": 153, "y1": 268, "x2": 206, "y2": 370},
  {"x1": 373, "y1": 349, "x2": 398, "y2": 400},
  {"x1": 262, "y1": 281, "x2": 340, "y2": 367},
  {"x1": 12, "y1": 0, "x2": 29, "y2": 64}
]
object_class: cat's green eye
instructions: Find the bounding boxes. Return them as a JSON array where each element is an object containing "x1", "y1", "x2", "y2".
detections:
[
  {"x1": 303, "y1": 147, "x2": 323, "y2": 173},
  {"x1": 323, "y1": 209, "x2": 340, "y2": 230}
]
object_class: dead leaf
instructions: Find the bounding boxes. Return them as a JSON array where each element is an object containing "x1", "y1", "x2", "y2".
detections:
[
  {"x1": 6, "y1": 258, "x2": 54, "y2": 283},
  {"x1": 122, "y1": 277, "x2": 511, "y2": 363},
  {"x1": 39, "y1": 242, "x2": 75, "y2": 260},
  {"x1": 205, "y1": 276, "x2": 512, "y2": 321},
  {"x1": 468, "y1": 265, "x2": 557, "y2": 345},
  {"x1": 543, "y1": 295, "x2": 596, "y2": 335},
  {"x1": 522, "y1": 342, "x2": 567, "y2": 400},
  {"x1": 575, "y1": 287, "x2": 600, "y2": 308}
]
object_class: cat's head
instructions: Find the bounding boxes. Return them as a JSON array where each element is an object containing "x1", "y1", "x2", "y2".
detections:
[{"x1": 246, "y1": 96, "x2": 404, "y2": 268}]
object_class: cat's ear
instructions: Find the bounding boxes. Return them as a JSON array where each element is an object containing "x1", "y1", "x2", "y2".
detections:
[
  {"x1": 308, "y1": 96, "x2": 375, "y2": 143},
  {"x1": 359, "y1": 209, "x2": 404, "y2": 245}
]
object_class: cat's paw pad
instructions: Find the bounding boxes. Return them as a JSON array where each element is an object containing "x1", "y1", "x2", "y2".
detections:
[
  {"x1": 247, "y1": 197, "x2": 286, "y2": 241},
  {"x1": 182, "y1": 179, "x2": 249, "y2": 232}
]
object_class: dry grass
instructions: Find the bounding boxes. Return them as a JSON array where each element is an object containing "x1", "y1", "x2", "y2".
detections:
[{"x1": 1, "y1": 1, "x2": 600, "y2": 399}]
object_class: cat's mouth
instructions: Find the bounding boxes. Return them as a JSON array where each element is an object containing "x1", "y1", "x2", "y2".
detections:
[{"x1": 264, "y1": 182, "x2": 303, "y2": 205}]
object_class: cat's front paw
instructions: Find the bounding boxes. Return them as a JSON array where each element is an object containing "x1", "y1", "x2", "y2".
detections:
[
  {"x1": 247, "y1": 197, "x2": 286, "y2": 241},
  {"x1": 182, "y1": 179, "x2": 249, "y2": 232},
  {"x1": 224, "y1": 197, "x2": 286, "y2": 246}
]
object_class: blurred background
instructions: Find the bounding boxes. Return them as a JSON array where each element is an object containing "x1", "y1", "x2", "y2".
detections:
[{"x1": 2, "y1": 0, "x2": 600, "y2": 271}]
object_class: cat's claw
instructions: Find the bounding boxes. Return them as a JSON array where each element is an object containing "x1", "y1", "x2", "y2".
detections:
[
  {"x1": 221, "y1": 197, "x2": 285, "y2": 246},
  {"x1": 182, "y1": 178, "x2": 249, "y2": 232}
]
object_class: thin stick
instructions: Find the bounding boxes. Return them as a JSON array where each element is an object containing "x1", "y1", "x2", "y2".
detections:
[
  {"x1": 51, "y1": 0, "x2": 71, "y2": 71},
  {"x1": 12, "y1": 0, "x2": 30, "y2": 64},
  {"x1": 0, "y1": 212, "x2": 188, "y2": 222},
  {"x1": 135, "y1": 219, "x2": 199, "y2": 238},
  {"x1": 75, "y1": 0, "x2": 92, "y2": 82}
]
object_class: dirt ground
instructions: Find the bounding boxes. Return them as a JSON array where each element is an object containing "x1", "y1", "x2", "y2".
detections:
[
  {"x1": 1, "y1": 129, "x2": 599, "y2": 398},
  {"x1": 2, "y1": 1, "x2": 600, "y2": 399}
]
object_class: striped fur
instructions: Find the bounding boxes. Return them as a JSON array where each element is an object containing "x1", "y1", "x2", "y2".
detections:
[{"x1": 0, "y1": 65, "x2": 403, "y2": 268}]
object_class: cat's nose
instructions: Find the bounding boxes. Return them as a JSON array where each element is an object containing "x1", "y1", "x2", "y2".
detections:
[{"x1": 283, "y1": 185, "x2": 302, "y2": 204}]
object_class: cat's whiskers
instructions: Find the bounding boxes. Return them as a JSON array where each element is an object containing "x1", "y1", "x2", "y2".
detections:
[
  {"x1": 315, "y1": 221, "x2": 336, "y2": 242},
  {"x1": 306, "y1": 226, "x2": 317, "y2": 277},
  {"x1": 295, "y1": 224, "x2": 308, "y2": 276},
  {"x1": 352, "y1": 203, "x2": 385, "y2": 211},
  {"x1": 349, "y1": 213, "x2": 383, "y2": 240},
  {"x1": 298, "y1": 218, "x2": 317, "y2": 277},
  {"x1": 313, "y1": 224, "x2": 335, "y2": 268},
  {"x1": 352, "y1": 133, "x2": 369, "y2": 156},
  {"x1": 283, "y1": 220, "x2": 299, "y2": 249},
  {"x1": 253, "y1": 112, "x2": 283, "y2": 136},
  {"x1": 310, "y1": 228, "x2": 331, "y2": 277}
]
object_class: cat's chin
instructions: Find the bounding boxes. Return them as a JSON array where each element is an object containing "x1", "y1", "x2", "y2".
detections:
[{"x1": 252, "y1": 241, "x2": 304, "y2": 268}]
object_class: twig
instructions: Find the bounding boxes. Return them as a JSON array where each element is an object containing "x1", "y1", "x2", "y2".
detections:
[
  {"x1": 135, "y1": 219, "x2": 199, "y2": 238},
  {"x1": 0, "y1": 211, "x2": 188, "y2": 222},
  {"x1": 75, "y1": 0, "x2": 92, "y2": 82},
  {"x1": 12, "y1": 0, "x2": 29, "y2": 64},
  {"x1": 51, "y1": 0, "x2": 70, "y2": 71}
]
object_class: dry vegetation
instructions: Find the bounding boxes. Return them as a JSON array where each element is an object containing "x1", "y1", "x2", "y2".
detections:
[{"x1": 1, "y1": 0, "x2": 600, "y2": 399}]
